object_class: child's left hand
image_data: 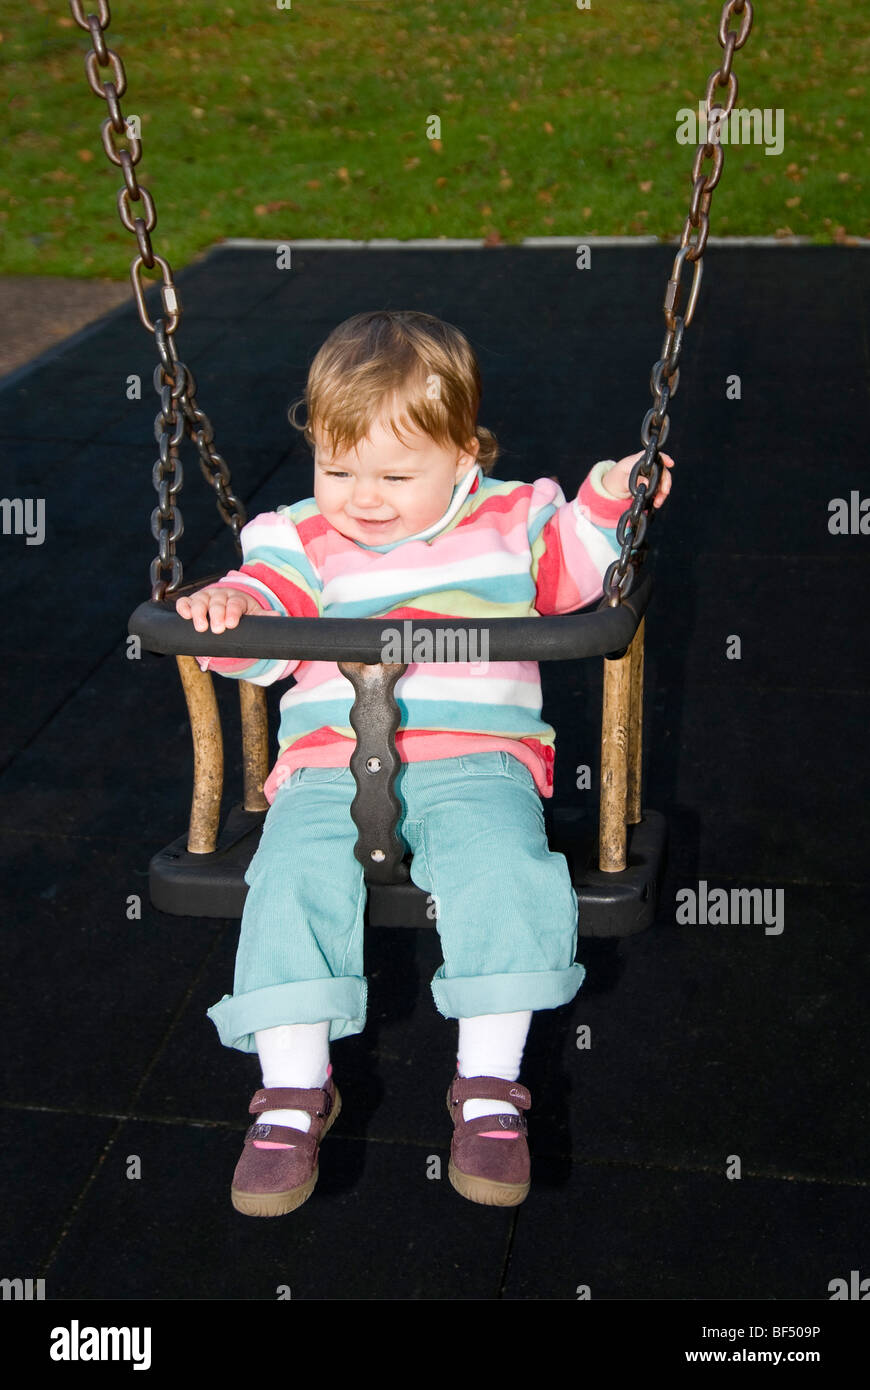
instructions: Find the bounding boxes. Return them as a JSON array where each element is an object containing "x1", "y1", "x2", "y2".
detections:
[{"x1": 603, "y1": 451, "x2": 675, "y2": 509}]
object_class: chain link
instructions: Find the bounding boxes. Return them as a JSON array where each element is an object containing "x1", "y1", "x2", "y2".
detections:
[
  {"x1": 603, "y1": 0, "x2": 753, "y2": 606},
  {"x1": 70, "y1": 0, "x2": 246, "y2": 598}
]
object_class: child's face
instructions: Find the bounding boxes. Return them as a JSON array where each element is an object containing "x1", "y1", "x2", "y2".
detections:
[{"x1": 313, "y1": 414, "x2": 479, "y2": 544}]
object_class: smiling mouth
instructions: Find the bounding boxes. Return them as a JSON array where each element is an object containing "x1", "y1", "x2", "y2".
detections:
[{"x1": 352, "y1": 516, "x2": 397, "y2": 526}]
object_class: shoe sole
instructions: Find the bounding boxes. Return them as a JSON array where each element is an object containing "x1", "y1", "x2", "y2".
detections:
[
  {"x1": 231, "y1": 1084, "x2": 342, "y2": 1217},
  {"x1": 445, "y1": 1089, "x2": 530, "y2": 1207}
]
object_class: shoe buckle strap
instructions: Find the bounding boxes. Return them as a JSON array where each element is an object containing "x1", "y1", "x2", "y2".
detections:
[
  {"x1": 250, "y1": 1084, "x2": 332, "y2": 1117},
  {"x1": 493, "y1": 1114, "x2": 527, "y2": 1134},
  {"x1": 450, "y1": 1076, "x2": 531, "y2": 1110}
]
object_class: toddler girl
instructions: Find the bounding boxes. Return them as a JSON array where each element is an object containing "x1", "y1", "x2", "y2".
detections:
[{"x1": 175, "y1": 309, "x2": 673, "y2": 1214}]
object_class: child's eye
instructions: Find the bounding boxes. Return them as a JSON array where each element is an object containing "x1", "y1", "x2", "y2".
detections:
[{"x1": 325, "y1": 471, "x2": 411, "y2": 482}]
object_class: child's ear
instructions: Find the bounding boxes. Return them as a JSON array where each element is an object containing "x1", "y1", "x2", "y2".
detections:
[{"x1": 458, "y1": 437, "x2": 480, "y2": 470}]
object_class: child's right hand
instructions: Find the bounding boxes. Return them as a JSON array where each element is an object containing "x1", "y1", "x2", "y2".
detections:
[{"x1": 175, "y1": 585, "x2": 279, "y2": 633}]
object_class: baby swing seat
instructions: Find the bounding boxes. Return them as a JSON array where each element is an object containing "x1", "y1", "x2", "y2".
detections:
[{"x1": 129, "y1": 566, "x2": 666, "y2": 938}]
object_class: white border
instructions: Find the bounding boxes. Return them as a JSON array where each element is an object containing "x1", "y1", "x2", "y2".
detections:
[{"x1": 219, "y1": 235, "x2": 870, "y2": 249}]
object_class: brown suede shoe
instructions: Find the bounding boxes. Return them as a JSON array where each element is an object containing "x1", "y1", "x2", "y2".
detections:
[
  {"x1": 446, "y1": 1075, "x2": 532, "y2": 1206},
  {"x1": 231, "y1": 1078, "x2": 341, "y2": 1217}
]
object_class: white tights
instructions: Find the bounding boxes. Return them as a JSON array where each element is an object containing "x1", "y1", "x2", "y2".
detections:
[{"x1": 253, "y1": 1010, "x2": 533, "y2": 1138}]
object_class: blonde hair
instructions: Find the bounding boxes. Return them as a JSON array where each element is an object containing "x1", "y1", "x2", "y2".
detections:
[{"x1": 287, "y1": 310, "x2": 499, "y2": 475}]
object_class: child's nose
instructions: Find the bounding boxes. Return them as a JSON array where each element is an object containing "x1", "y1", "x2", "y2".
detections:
[{"x1": 352, "y1": 481, "x2": 382, "y2": 507}]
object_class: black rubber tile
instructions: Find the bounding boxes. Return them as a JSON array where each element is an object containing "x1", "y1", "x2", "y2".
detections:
[
  {"x1": 89, "y1": 368, "x2": 308, "y2": 453},
  {"x1": 137, "y1": 789, "x2": 869, "y2": 1174},
  {"x1": 0, "y1": 832, "x2": 224, "y2": 1112},
  {"x1": 0, "y1": 616, "x2": 283, "y2": 841},
  {"x1": 2, "y1": 243, "x2": 867, "y2": 1304},
  {"x1": 501, "y1": 1159, "x2": 870, "y2": 1300},
  {"x1": 652, "y1": 441, "x2": 866, "y2": 557},
  {"x1": 157, "y1": 252, "x2": 293, "y2": 314},
  {"x1": 0, "y1": 366, "x2": 133, "y2": 445},
  {"x1": 191, "y1": 319, "x2": 341, "y2": 377},
  {"x1": 0, "y1": 439, "x2": 298, "y2": 665},
  {"x1": 133, "y1": 924, "x2": 264, "y2": 1130},
  {"x1": 21, "y1": 309, "x2": 241, "y2": 382},
  {"x1": 0, "y1": 1109, "x2": 116, "y2": 1274},
  {"x1": 643, "y1": 686, "x2": 867, "y2": 884},
  {"x1": 0, "y1": 748, "x2": 19, "y2": 776},
  {"x1": 46, "y1": 1119, "x2": 512, "y2": 1300},
  {"x1": 557, "y1": 882, "x2": 870, "y2": 1185},
  {"x1": 0, "y1": 654, "x2": 102, "y2": 752},
  {"x1": 0, "y1": 437, "x2": 82, "y2": 496},
  {"x1": 525, "y1": 664, "x2": 864, "y2": 889},
  {"x1": 137, "y1": 910, "x2": 464, "y2": 1138},
  {"x1": 650, "y1": 554, "x2": 868, "y2": 690}
]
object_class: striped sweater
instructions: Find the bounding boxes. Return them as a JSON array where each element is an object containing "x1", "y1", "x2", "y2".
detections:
[{"x1": 195, "y1": 459, "x2": 627, "y2": 802}]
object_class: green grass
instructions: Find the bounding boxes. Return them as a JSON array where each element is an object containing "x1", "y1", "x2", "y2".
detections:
[{"x1": 1, "y1": 0, "x2": 867, "y2": 278}]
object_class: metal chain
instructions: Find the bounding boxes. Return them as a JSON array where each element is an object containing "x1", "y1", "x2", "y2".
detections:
[
  {"x1": 71, "y1": 0, "x2": 752, "y2": 603},
  {"x1": 69, "y1": 0, "x2": 246, "y2": 599},
  {"x1": 603, "y1": 0, "x2": 754, "y2": 606}
]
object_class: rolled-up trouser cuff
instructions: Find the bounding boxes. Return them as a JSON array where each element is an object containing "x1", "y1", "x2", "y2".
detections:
[
  {"x1": 430, "y1": 963, "x2": 585, "y2": 1020},
  {"x1": 207, "y1": 977, "x2": 367, "y2": 1052}
]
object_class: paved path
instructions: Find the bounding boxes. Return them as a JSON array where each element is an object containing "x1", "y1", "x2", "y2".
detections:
[{"x1": 0, "y1": 275, "x2": 130, "y2": 378}]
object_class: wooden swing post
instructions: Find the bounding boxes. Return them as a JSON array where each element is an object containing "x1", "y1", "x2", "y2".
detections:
[
  {"x1": 599, "y1": 618, "x2": 645, "y2": 872},
  {"x1": 626, "y1": 615, "x2": 645, "y2": 825},
  {"x1": 239, "y1": 682, "x2": 270, "y2": 812},
  {"x1": 175, "y1": 655, "x2": 223, "y2": 854},
  {"x1": 175, "y1": 660, "x2": 269, "y2": 849}
]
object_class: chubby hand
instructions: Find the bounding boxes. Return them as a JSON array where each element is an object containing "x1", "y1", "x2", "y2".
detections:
[
  {"x1": 175, "y1": 585, "x2": 281, "y2": 633},
  {"x1": 602, "y1": 451, "x2": 675, "y2": 509}
]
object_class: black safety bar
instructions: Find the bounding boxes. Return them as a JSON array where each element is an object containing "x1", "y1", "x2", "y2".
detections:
[{"x1": 128, "y1": 569, "x2": 652, "y2": 663}]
